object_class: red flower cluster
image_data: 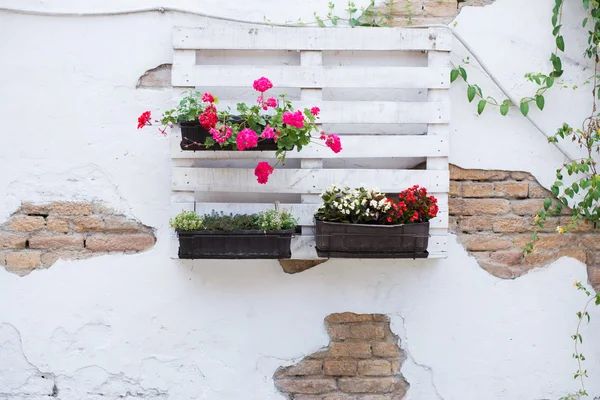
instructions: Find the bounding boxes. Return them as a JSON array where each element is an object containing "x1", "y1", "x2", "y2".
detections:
[
  {"x1": 385, "y1": 185, "x2": 438, "y2": 224},
  {"x1": 137, "y1": 111, "x2": 151, "y2": 129},
  {"x1": 236, "y1": 128, "x2": 258, "y2": 151},
  {"x1": 199, "y1": 104, "x2": 218, "y2": 129},
  {"x1": 254, "y1": 162, "x2": 274, "y2": 184},
  {"x1": 202, "y1": 92, "x2": 215, "y2": 103}
]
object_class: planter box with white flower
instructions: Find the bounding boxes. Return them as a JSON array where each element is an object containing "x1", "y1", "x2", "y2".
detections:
[
  {"x1": 151, "y1": 23, "x2": 451, "y2": 260},
  {"x1": 314, "y1": 185, "x2": 438, "y2": 258},
  {"x1": 171, "y1": 208, "x2": 297, "y2": 259}
]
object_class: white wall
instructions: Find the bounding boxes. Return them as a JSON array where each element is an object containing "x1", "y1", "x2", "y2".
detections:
[{"x1": 0, "y1": 0, "x2": 599, "y2": 399}]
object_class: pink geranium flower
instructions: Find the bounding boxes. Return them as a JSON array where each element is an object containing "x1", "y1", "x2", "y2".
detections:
[
  {"x1": 282, "y1": 110, "x2": 305, "y2": 128},
  {"x1": 253, "y1": 77, "x2": 273, "y2": 93},
  {"x1": 261, "y1": 125, "x2": 275, "y2": 139},
  {"x1": 310, "y1": 107, "x2": 320, "y2": 116},
  {"x1": 236, "y1": 128, "x2": 258, "y2": 151}
]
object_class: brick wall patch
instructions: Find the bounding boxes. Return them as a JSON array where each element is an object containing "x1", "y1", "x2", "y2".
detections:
[
  {"x1": 0, "y1": 201, "x2": 155, "y2": 275},
  {"x1": 449, "y1": 165, "x2": 599, "y2": 289},
  {"x1": 274, "y1": 313, "x2": 409, "y2": 399}
]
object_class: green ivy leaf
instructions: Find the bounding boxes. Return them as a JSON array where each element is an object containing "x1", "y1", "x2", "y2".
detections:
[
  {"x1": 459, "y1": 67, "x2": 467, "y2": 81},
  {"x1": 544, "y1": 198, "x2": 552, "y2": 211},
  {"x1": 551, "y1": 185, "x2": 559, "y2": 197},
  {"x1": 477, "y1": 100, "x2": 486, "y2": 115},
  {"x1": 556, "y1": 36, "x2": 565, "y2": 52},
  {"x1": 583, "y1": 17, "x2": 588, "y2": 27},
  {"x1": 520, "y1": 101, "x2": 530, "y2": 116},
  {"x1": 467, "y1": 86, "x2": 476, "y2": 103},
  {"x1": 349, "y1": 18, "x2": 360, "y2": 27},
  {"x1": 552, "y1": 25, "x2": 562, "y2": 35},
  {"x1": 535, "y1": 95, "x2": 545, "y2": 110},
  {"x1": 450, "y1": 69, "x2": 459, "y2": 83},
  {"x1": 546, "y1": 76, "x2": 555, "y2": 88},
  {"x1": 500, "y1": 104, "x2": 509, "y2": 116}
]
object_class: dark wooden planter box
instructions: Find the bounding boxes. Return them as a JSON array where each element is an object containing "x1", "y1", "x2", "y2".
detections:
[
  {"x1": 177, "y1": 229, "x2": 294, "y2": 259},
  {"x1": 315, "y1": 220, "x2": 429, "y2": 258},
  {"x1": 179, "y1": 119, "x2": 278, "y2": 151}
]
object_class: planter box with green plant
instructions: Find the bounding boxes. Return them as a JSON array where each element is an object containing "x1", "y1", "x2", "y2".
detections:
[
  {"x1": 314, "y1": 185, "x2": 439, "y2": 258},
  {"x1": 170, "y1": 207, "x2": 298, "y2": 259},
  {"x1": 138, "y1": 77, "x2": 342, "y2": 184}
]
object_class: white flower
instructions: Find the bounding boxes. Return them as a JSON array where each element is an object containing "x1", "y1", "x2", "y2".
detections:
[{"x1": 370, "y1": 200, "x2": 377, "y2": 207}]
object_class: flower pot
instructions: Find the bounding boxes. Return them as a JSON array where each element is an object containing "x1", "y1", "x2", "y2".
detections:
[
  {"x1": 315, "y1": 220, "x2": 429, "y2": 258},
  {"x1": 176, "y1": 229, "x2": 294, "y2": 259},
  {"x1": 179, "y1": 119, "x2": 279, "y2": 151}
]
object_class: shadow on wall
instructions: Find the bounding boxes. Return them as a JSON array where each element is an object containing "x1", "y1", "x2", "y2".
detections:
[
  {"x1": 274, "y1": 312, "x2": 409, "y2": 399},
  {"x1": 0, "y1": 201, "x2": 156, "y2": 276}
]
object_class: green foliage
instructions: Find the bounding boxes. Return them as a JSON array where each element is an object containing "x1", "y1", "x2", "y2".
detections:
[
  {"x1": 171, "y1": 209, "x2": 298, "y2": 232},
  {"x1": 255, "y1": 209, "x2": 298, "y2": 230},
  {"x1": 160, "y1": 90, "x2": 211, "y2": 127},
  {"x1": 169, "y1": 211, "x2": 204, "y2": 231}
]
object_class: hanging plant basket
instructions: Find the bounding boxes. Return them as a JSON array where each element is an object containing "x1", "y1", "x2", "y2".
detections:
[
  {"x1": 315, "y1": 220, "x2": 430, "y2": 259},
  {"x1": 177, "y1": 229, "x2": 294, "y2": 259},
  {"x1": 179, "y1": 118, "x2": 278, "y2": 151}
]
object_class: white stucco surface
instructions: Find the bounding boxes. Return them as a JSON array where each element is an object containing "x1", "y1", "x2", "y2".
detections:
[{"x1": 0, "y1": 0, "x2": 599, "y2": 399}]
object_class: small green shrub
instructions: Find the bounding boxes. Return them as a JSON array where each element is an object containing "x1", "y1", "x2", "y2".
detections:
[
  {"x1": 201, "y1": 212, "x2": 258, "y2": 231},
  {"x1": 256, "y1": 209, "x2": 298, "y2": 231},
  {"x1": 169, "y1": 211, "x2": 203, "y2": 231}
]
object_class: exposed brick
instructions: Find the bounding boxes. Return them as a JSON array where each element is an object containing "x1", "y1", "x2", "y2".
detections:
[
  {"x1": 103, "y1": 216, "x2": 148, "y2": 233},
  {"x1": 73, "y1": 216, "x2": 104, "y2": 232},
  {"x1": 528, "y1": 182, "x2": 552, "y2": 198},
  {"x1": 512, "y1": 199, "x2": 568, "y2": 216},
  {"x1": 424, "y1": 0, "x2": 461, "y2": 17},
  {"x1": 338, "y1": 377, "x2": 396, "y2": 394},
  {"x1": 279, "y1": 360, "x2": 323, "y2": 377},
  {"x1": 449, "y1": 181, "x2": 460, "y2": 197},
  {"x1": 391, "y1": 360, "x2": 401, "y2": 374},
  {"x1": 492, "y1": 217, "x2": 532, "y2": 233},
  {"x1": 493, "y1": 182, "x2": 529, "y2": 198},
  {"x1": 562, "y1": 218, "x2": 596, "y2": 233},
  {"x1": 50, "y1": 202, "x2": 93, "y2": 216},
  {"x1": 372, "y1": 343, "x2": 401, "y2": 358},
  {"x1": 358, "y1": 360, "x2": 392, "y2": 376},
  {"x1": 326, "y1": 313, "x2": 373, "y2": 324},
  {"x1": 348, "y1": 324, "x2": 385, "y2": 340},
  {"x1": 306, "y1": 350, "x2": 330, "y2": 360},
  {"x1": 557, "y1": 248, "x2": 587, "y2": 263},
  {"x1": 330, "y1": 342, "x2": 372, "y2": 359},
  {"x1": 0, "y1": 233, "x2": 27, "y2": 249},
  {"x1": 525, "y1": 252, "x2": 555, "y2": 266},
  {"x1": 457, "y1": 216, "x2": 493, "y2": 232},
  {"x1": 275, "y1": 378, "x2": 337, "y2": 394},
  {"x1": 328, "y1": 324, "x2": 351, "y2": 341},
  {"x1": 6, "y1": 252, "x2": 41, "y2": 269},
  {"x1": 449, "y1": 199, "x2": 510, "y2": 216},
  {"x1": 324, "y1": 360, "x2": 358, "y2": 376},
  {"x1": 534, "y1": 235, "x2": 578, "y2": 251},
  {"x1": 85, "y1": 234, "x2": 155, "y2": 252},
  {"x1": 510, "y1": 171, "x2": 532, "y2": 181},
  {"x1": 29, "y1": 234, "x2": 83, "y2": 250},
  {"x1": 488, "y1": 251, "x2": 524, "y2": 266},
  {"x1": 462, "y1": 235, "x2": 511, "y2": 251},
  {"x1": 8, "y1": 216, "x2": 45, "y2": 232},
  {"x1": 0, "y1": 252, "x2": 5, "y2": 266},
  {"x1": 450, "y1": 165, "x2": 509, "y2": 181},
  {"x1": 19, "y1": 202, "x2": 51, "y2": 215},
  {"x1": 588, "y1": 265, "x2": 600, "y2": 290},
  {"x1": 46, "y1": 217, "x2": 70, "y2": 233},
  {"x1": 581, "y1": 235, "x2": 600, "y2": 250},
  {"x1": 372, "y1": 314, "x2": 389, "y2": 323},
  {"x1": 461, "y1": 183, "x2": 493, "y2": 198}
]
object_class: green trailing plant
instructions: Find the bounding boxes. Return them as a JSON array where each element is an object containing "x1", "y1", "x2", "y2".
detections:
[
  {"x1": 450, "y1": 0, "x2": 565, "y2": 117},
  {"x1": 256, "y1": 208, "x2": 298, "y2": 231}
]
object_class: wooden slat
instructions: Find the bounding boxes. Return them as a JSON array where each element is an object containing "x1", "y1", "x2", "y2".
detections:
[
  {"x1": 171, "y1": 202, "x2": 448, "y2": 229},
  {"x1": 174, "y1": 27, "x2": 452, "y2": 51},
  {"x1": 213, "y1": 101, "x2": 449, "y2": 124},
  {"x1": 171, "y1": 133, "x2": 448, "y2": 159},
  {"x1": 172, "y1": 168, "x2": 449, "y2": 193},
  {"x1": 172, "y1": 65, "x2": 450, "y2": 89}
]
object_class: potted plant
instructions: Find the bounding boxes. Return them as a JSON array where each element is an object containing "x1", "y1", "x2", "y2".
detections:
[
  {"x1": 314, "y1": 185, "x2": 439, "y2": 258},
  {"x1": 170, "y1": 207, "x2": 298, "y2": 259},
  {"x1": 137, "y1": 77, "x2": 342, "y2": 184}
]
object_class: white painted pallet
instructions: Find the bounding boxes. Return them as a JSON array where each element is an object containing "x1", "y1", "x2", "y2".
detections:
[{"x1": 170, "y1": 23, "x2": 451, "y2": 260}]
